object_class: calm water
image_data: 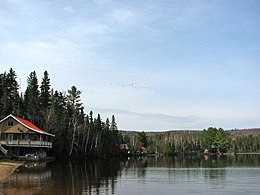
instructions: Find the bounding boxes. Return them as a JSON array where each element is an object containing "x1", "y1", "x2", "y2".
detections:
[{"x1": 1, "y1": 154, "x2": 260, "y2": 195}]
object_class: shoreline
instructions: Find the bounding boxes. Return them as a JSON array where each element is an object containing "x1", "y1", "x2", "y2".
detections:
[{"x1": 0, "y1": 161, "x2": 24, "y2": 184}]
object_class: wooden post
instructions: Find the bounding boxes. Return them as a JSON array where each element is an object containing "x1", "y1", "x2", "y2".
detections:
[{"x1": 40, "y1": 135, "x2": 42, "y2": 146}]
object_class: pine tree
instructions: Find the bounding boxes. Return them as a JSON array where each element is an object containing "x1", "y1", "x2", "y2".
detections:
[
  {"x1": 39, "y1": 70, "x2": 51, "y2": 129},
  {"x1": 24, "y1": 71, "x2": 40, "y2": 124},
  {"x1": 94, "y1": 114, "x2": 103, "y2": 156},
  {"x1": 49, "y1": 90, "x2": 69, "y2": 158},
  {"x1": 110, "y1": 115, "x2": 120, "y2": 152},
  {"x1": 110, "y1": 115, "x2": 118, "y2": 131},
  {"x1": 102, "y1": 118, "x2": 111, "y2": 154},
  {"x1": 3, "y1": 68, "x2": 20, "y2": 116},
  {"x1": 0, "y1": 72, "x2": 6, "y2": 118}
]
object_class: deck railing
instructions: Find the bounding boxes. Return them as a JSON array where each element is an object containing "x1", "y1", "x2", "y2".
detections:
[{"x1": 0, "y1": 139, "x2": 52, "y2": 148}]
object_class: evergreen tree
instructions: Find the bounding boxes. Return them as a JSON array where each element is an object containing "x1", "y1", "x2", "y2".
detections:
[
  {"x1": 1, "y1": 69, "x2": 20, "y2": 116},
  {"x1": 39, "y1": 70, "x2": 51, "y2": 129},
  {"x1": 137, "y1": 131, "x2": 148, "y2": 148},
  {"x1": 49, "y1": 90, "x2": 69, "y2": 158},
  {"x1": 24, "y1": 71, "x2": 40, "y2": 124},
  {"x1": 110, "y1": 115, "x2": 120, "y2": 150},
  {"x1": 94, "y1": 114, "x2": 103, "y2": 156},
  {"x1": 202, "y1": 127, "x2": 230, "y2": 153},
  {"x1": 110, "y1": 115, "x2": 118, "y2": 131},
  {"x1": 215, "y1": 128, "x2": 230, "y2": 153},
  {"x1": 0, "y1": 72, "x2": 6, "y2": 118},
  {"x1": 101, "y1": 118, "x2": 111, "y2": 155},
  {"x1": 40, "y1": 71, "x2": 51, "y2": 108}
]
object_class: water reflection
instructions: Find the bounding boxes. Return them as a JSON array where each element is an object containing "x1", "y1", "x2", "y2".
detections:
[
  {"x1": 1, "y1": 162, "x2": 51, "y2": 195},
  {"x1": 1, "y1": 154, "x2": 260, "y2": 195}
]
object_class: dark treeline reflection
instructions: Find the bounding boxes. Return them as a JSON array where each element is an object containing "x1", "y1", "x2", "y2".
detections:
[
  {"x1": 48, "y1": 159, "x2": 121, "y2": 195},
  {"x1": 2, "y1": 159, "x2": 122, "y2": 195},
  {"x1": 145, "y1": 154, "x2": 260, "y2": 168},
  {"x1": 2, "y1": 154, "x2": 260, "y2": 195}
]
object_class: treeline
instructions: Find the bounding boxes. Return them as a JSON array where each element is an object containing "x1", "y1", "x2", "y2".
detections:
[
  {"x1": 0, "y1": 68, "x2": 121, "y2": 159},
  {"x1": 121, "y1": 128, "x2": 260, "y2": 155}
]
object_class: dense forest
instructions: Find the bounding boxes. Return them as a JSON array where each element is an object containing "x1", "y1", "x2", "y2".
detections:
[
  {"x1": 1, "y1": 68, "x2": 260, "y2": 159},
  {"x1": 0, "y1": 68, "x2": 121, "y2": 159},
  {"x1": 121, "y1": 128, "x2": 260, "y2": 155}
]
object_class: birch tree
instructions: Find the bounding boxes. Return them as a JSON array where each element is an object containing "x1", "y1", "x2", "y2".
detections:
[{"x1": 67, "y1": 86, "x2": 84, "y2": 157}]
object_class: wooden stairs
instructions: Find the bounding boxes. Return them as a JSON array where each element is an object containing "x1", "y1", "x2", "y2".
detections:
[{"x1": 0, "y1": 144, "x2": 8, "y2": 155}]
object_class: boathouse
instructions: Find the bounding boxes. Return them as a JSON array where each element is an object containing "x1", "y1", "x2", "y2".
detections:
[{"x1": 0, "y1": 114, "x2": 55, "y2": 157}]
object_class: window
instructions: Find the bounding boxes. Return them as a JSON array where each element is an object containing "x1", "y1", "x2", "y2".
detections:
[
  {"x1": 7, "y1": 120, "x2": 14, "y2": 127},
  {"x1": 21, "y1": 134, "x2": 29, "y2": 140},
  {"x1": 13, "y1": 134, "x2": 18, "y2": 140},
  {"x1": 32, "y1": 135, "x2": 39, "y2": 141},
  {"x1": 0, "y1": 134, "x2": 6, "y2": 140}
]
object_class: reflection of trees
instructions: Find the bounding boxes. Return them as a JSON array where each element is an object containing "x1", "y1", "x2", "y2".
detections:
[
  {"x1": 204, "y1": 169, "x2": 226, "y2": 185},
  {"x1": 62, "y1": 159, "x2": 121, "y2": 195},
  {"x1": 147, "y1": 156, "x2": 204, "y2": 168},
  {"x1": 232, "y1": 154, "x2": 260, "y2": 167},
  {"x1": 136, "y1": 159, "x2": 148, "y2": 178},
  {"x1": 202, "y1": 154, "x2": 260, "y2": 168},
  {"x1": 118, "y1": 158, "x2": 148, "y2": 178},
  {"x1": 146, "y1": 154, "x2": 260, "y2": 169},
  {"x1": 2, "y1": 155, "x2": 260, "y2": 194},
  {"x1": 1, "y1": 162, "x2": 51, "y2": 194},
  {"x1": 2, "y1": 159, "x2": 122, "y2": 195}
]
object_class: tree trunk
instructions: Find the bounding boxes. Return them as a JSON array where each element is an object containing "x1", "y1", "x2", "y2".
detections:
[
  {"x1": 69, "y1": 118, "x2": 77, "y2": 157},
  {"x1": 84, "y1": 126, "x2": 90, "y2": 156}
]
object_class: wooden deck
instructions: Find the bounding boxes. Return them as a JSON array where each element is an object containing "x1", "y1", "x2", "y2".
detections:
[{"x1": 0, "y1": 140, "x2": 52, "y2": 148}]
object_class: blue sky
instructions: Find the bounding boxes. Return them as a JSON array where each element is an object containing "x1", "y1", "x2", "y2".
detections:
[{"x1": 0, "y1": 0, "x2": 259, "y2": 131}]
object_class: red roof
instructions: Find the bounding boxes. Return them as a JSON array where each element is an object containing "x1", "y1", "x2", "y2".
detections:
[{"x1": 1, "y1": 115, "x2": 55, "y2": 137}]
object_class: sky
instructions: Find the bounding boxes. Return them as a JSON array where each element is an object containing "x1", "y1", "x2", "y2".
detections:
[{"x1": 0, "y1": 0, "x2": 259, "y2": 131}]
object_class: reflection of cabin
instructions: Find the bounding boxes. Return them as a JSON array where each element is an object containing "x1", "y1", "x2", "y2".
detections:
[
  {"x1": 135, "y1": 146, "x2": 148, "y2": 156},
  {"x1": 0, "y1": 114, "x2": 55, "y2": 157}
]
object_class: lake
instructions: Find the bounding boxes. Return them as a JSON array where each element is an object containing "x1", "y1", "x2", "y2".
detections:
[{"x1": 1, "y1": 154, "x2": 260, "y2": 195}]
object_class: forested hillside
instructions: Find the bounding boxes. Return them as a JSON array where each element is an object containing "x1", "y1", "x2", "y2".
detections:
[
  {"x1": 0, "y1": 68, "x2": 121, "y2": 159},
  {"x1": 121, "y1": 128, "x2": 260, "y2": 155}
]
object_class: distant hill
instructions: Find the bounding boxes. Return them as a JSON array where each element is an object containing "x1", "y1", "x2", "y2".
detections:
[
  {"x1": 229, "y1": 128, "x2": 260, "y2": 137},
  {"x1": 120, "y1": 128, "x2": 260, "y2": 138}
]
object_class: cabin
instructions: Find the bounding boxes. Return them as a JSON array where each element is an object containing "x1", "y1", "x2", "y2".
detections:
[
  {"x1": 118, "y1": 144, "x2": 131, "y2": 157},
  {"x1": 0, "y1": 114, "x2": 55, "y2": 158}
]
